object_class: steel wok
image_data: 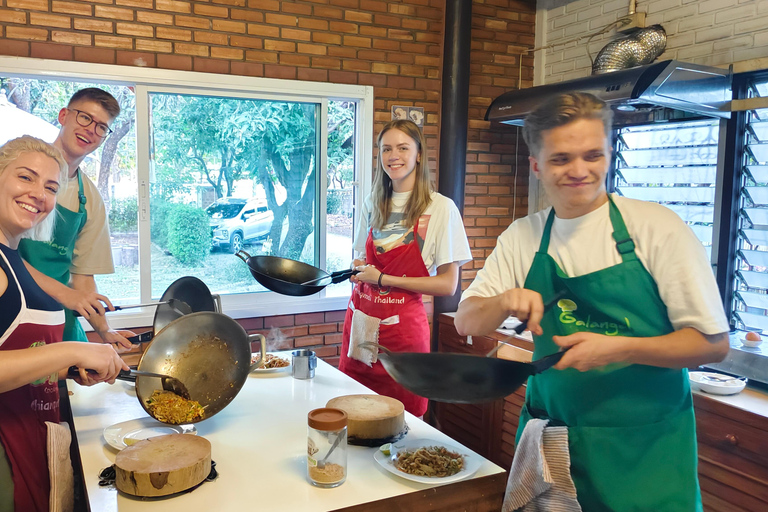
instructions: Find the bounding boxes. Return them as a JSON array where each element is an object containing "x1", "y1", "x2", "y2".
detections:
[
  {"x1": 236, "y1": 250, "x2": 358, "y2": 296},
  {"x1": 360, "y1": 342, "x2": 566, "y2": 404},
  {"x1": 134, "y1": 311, "x2": 266, "y2": 423}
]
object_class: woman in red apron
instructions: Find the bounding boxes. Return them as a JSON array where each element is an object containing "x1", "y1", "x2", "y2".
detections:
[
  {"x1": 340, "y1": 120, "x2": 471, "y2": 417},
  {"x1": 0, "y1": 137, "x2": 127, "y2": 512}
]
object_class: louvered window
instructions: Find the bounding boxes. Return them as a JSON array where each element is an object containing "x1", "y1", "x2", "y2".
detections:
[
  {"x1": 613, "y1": 119, "x2": 721, "y2": 261},
  {"x1": 732, "y1": 80, "x2": 768, "y2": 332}
]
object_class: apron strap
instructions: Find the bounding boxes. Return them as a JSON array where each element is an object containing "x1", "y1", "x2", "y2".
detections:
[
  {"x1": 537, "y1": 208, "x2": 556, "y2": 255},
  {"x1": 607, "y1": 195, "x2": 638, "y2": 263},
  {"x1": 76, "y1": 169, "x2": 87, "y2": 210}
]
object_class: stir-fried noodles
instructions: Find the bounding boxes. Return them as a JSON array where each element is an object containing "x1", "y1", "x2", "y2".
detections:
[
  {"x1": 393, "y1": 446, "x2": 464, "y2": 477},
  {"x1": 145, "y1": 390, "x2": 205, "y2": 424}
]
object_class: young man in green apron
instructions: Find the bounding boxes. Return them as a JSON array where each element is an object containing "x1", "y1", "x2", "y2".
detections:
[
  {"x1": 456, "y1": 92, "x2": 730, "y2": 511},
  {"x1": 19, "y1": 88, "x2": 133, "y2": 350}
]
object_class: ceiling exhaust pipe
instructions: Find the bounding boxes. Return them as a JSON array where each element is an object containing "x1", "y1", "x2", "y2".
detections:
[{"x1": 592, "y1": 25, "x2": 667, "y2": 74}]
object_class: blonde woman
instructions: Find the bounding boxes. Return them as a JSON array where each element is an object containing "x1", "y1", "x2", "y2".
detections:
[
  {"x1": 0, "y1": 136, "x2": 127, "y2": 512},
  {"x1": 340, "y1": 120, "x2": 471, "y2": 417}
]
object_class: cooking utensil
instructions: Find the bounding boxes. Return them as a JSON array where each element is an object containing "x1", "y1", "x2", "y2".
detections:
[
  {"x1": 72, "y1": 299, "x2": 192, "y2": 318},
  {"x1": 484, "y1": 289, "x2": 567, "y2": 357},
  {"x1": 235, "y1": 251, "x2": 358, "y2": 296},
  {"x1": 133, "y1": 311, "x2": 266, "y2": 424},
  {"x1": 359, "y1": 343, "x2": 567, "y2": 404},
  {"x1": 125, "y1": 277, "x2": 217, "y2": 344},
  {"x1": 316, "y1": 431, "x2": 345, "y2": 469},
  {"x1": 67, "y1": 367, "x2": 191, "y2": 399}
]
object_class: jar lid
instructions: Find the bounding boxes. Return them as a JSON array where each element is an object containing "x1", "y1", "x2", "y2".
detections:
[{"x1": 308, "y1": 408, "x2": 347, "y2": 431}]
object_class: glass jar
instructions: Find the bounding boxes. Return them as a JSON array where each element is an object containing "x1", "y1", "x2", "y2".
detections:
[{"x1": 307, "y1": 408, "x2": 348, "y2": 488}]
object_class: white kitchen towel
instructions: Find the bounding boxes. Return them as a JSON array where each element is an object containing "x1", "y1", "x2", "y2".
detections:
[
  {"x1": 348, "y1": 308, "x2": 381, "y2": 366},
  {"x1": 502, "y1": 418, "x2": 581, "y2": 512},
  {"x1": 46, "y1": 421, "x2": 74, "y2": 512}
]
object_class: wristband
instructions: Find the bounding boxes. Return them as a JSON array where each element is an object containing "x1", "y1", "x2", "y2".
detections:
[{"x1": 378, "y1": 272, "x2": 385, "y2": 288}]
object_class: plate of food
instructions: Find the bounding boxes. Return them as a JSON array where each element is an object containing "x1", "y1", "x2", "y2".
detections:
[
  {"x1": 689, "y1": 371, "x2": 747, "y2": 396},
  {"x1": 250, "y1": 353, "x2": 291, "y2": 373},
  {"x1": 103, "y1": 418, "x2": 196, "y2": 451},
  {"x1": 373, "y1": 438, "x2": 480, "y2": 484}
]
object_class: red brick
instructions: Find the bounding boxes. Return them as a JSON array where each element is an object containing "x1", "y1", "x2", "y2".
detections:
[
  {"x1": 343, "y1": 35, "x2": 371, "y2": 48},
  {"x1": 314, "y1": 346, "x2": 338, "y2": 358},
  {"x1": 281, "y1": 27, "x2": 312, "y2": 41},
  {"x1": 309, "y1": 323, "x2": 338, "y2": 335},
  {"x1": 297, "y1": 67, "x2": 328, "y2": 82},
  {"x1": 175, "y1": 43, "x2": 213, "y2": 58},
  {"x1": 231, "y1": 60, "x2": 264, "y2": 76},
  {"x1": 49, "y1": 29, "x2": 88, "y2": 44},
  {"x1": 116, "y1": 50, "x2": 155, "y2": 67},
  {"x1": 295, "y1": 312, "x2": 325, "y2": 325},
  {"x1": 194, "y1": 57, "x2": 229, "y2": 74},
  {"x1": 95, "y1": 5, "x2": 134, "y2": 21},
  {"x1": 247, "y1": 24, "x2": 280, "y2": 38},
  {"x1": 95, "y1": 35, "x2": 133, "y2": 49},
  {"x1": 280, "y1": 53, "x2": 309, "y2": 66},
  {"x1": 298, "y1": 18, "x2": 328, "y2": 30},
  {"x1": 231, "y1": 8, "x2": 263, "y2": 22},
  {"x1": 295, "y1": 335, "x2": 324, "y2": 347},
  {"x1": 194, "y1": 4, "x2": 229, "y2": 17},
  {"x1": 360, "y1": 0, "x2": 387, "y2": 12},
  {"x1": 371, "y1": 62, "x2": 397, "y2": 74},
  {"x1": 136, "y1": 39, "x2": 173, "y2": 53},
  {"x1": 210, "y1": 46, "x2": 244, "y2": 60},
  {"x1": 313, "y1": 6, "x2": 343, "y2": 19},
  {"x1": 156, "y1": 0, "x2": 191, "y2": 13},
  {"x1": 329, "y1": 21, "x2": 358, "y2": 34},
  {"x1": 265, "y1": 12, "x2": 298, "y2": 26},
  {"x1": 245, "y1": 50, "x2": 277, "y2": 63},
  {"x1": 52, "y1": 1, "x2": 92, "y2": 16},
  {"x1": 137, "y1": 11, "x2": 173, "y2": 25},
  {"x1": 230, "y1": 34, "x2": 262, "y2": 49},
  {"x1": 29, "y1": 13, "x2": 71, "y2": 28},
  {"x1": 74, "y1": 46, "x2": 116, "y2": 64},
  {"x1": 327, "y1": 46, "x2": 356, "y2": 58},
  {"x1": 195, "y1": 31, "x2": 228, "y2": 45},
  {"x1": 157, "y1": 27, "x2": 192, "y2": 41},
  {"x1": 116, "y1": 0, "x2": 153, "y2": 7},
  {"x1": 265, "y1": 315, "x2": 295, "y2": 328},
  {"x1": 324, "y1": 333, "x2": 342, "y2": 345},
  {"x1": 325, "y1": 310, "x2": 346, "y2": 322},
  {"x1": 265, "y1": 63, "x2": 298, "y2": 79},
  {"x1": 296, "y1": 43, "x2": 326, "y2": 55},
  {"x1": 311, "y1": 56, "x2": 341, "y2": 69},
  {"x1": 117, "y1": 23, "x2": 153, "y2": 38},
  {"x1": 7, "y1": 0, "x2": 47, "y2": 11},
  {"x1": 374, "y1": 13, "x2": 400, "y2": 27},
  {"x1": 249, "y1": 0, "x2": 278, "y2": 10},
  {"x1": 325, "y1": 356, "x2": 340, "y2": 367},
  {"x1": 281, "y1": 2, "x2": 312, "y2": 15},
  {"x1": 343, "y1": 60, "x2": 371, "y2": 72},
  {"x1": 264, "y1": 39, "x2": 295, "y2": 52},
  {"x1": 30, "y1": 42, "x2": 71, "y2": 60},
  {"x1": 213, "y1": 19, "x2": 246, "y2": 33},
  {"x1": 344, "y1": 10, "x2": 372, "y2": 23}
]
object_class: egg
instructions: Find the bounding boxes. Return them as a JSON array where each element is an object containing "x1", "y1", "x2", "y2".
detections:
[{"x1": 746, "y1": 331, "x2": 761, "y2": 342}]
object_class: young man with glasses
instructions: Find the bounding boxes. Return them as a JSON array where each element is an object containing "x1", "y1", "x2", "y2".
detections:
[{"x1": 19, "y1": 88, "x2": 134, "y2": 349}]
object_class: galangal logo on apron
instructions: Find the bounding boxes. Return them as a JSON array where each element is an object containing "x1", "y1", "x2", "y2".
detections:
[{"x1": 556, "y1": 298, "x2": 631, "y2": 336}]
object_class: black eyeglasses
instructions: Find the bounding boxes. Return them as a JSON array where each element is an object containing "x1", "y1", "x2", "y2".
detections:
[{"x1": 68, "y1": 108, "x2": 113, "y2": 138}]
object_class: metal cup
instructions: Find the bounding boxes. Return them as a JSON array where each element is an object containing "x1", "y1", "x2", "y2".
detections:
[{"x1": 292, "y1": 349, "x2": 317, "y2": 379}]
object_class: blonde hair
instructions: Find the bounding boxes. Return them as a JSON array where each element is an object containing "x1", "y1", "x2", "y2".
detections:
[
  {"x1": 0, "y1": 136, "x2": 68, "y2": 242},
  {"x1": 370, "y1": 119, "x2": 433, "y2": 230}
]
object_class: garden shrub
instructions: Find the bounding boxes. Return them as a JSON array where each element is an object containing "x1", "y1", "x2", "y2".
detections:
[
  {"x1": 108, "y1": 198, "x2": 138, "y2": 233},
  {"x1": 150, "y1": 199, "x2": 172, "y2": 250},
  {"x1": 166, "y1": 205, "x2": 211, "y2": 265},
  {"x1": 326, "y1": 190, "x2": 343, "y2": 215}
]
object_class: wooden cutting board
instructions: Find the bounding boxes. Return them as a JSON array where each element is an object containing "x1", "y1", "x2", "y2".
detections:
[{"x1": 115, "y1": 434, "x2": 211, "y2": 497}]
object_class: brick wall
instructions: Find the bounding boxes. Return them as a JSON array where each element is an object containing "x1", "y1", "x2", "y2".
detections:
[
  {"x1": 2, "y1": 0, "x2": 536, "y2": 356},
  {"x1": 540, "y1": 0, "x2": 768, "y2": 83}
]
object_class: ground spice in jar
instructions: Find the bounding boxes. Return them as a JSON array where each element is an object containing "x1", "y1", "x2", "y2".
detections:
[{"x1": 308, "y1": 463, "x2": 345, "y2": 484}]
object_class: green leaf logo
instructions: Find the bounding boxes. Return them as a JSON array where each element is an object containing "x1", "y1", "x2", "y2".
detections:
[{"x1": 558, "y1": 299, "x2": 577, "y2": 312}]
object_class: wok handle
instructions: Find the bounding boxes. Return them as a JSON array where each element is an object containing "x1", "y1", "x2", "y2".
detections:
[
  {"x1": 125, "y1": 331, "x2": 154, "y2": 344},
  {"x1": 67, "y1": 366, "x2": 135, "y2": 382},
  {"x1": 234, "y1": 250, "x2": 251, "y2": 264},
  {"x1": 512, "y1": 289, "x2": 568, "y2": 334},
  {"x1": 329, "y1": 269, "x2": 360, "y2": 284},
  {"x1": 530, "y1": 348, "x2": 569, "y2": 374},
  {"x1": 248, "y1": 333, "x2": 267, "y2": 370}
]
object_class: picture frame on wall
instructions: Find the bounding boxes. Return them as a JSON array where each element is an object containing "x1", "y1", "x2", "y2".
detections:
[{"x1": 392, "y1": 105, "x2": 424, "y2": 127}]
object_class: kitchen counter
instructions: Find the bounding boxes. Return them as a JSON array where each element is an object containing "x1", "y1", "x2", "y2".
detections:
[{"x1": 66, "y1": 355, "x2": 506, "y2": 512}]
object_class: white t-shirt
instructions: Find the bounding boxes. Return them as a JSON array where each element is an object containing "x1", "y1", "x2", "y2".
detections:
[
  {"x1": 57, "y1": 170, "x2": 114, "y2": 275},
  {"x1": 461, "y1": 195, "x2": 729, "y2": 335},
  {"x1": 354, "y1": 190, "x2": 472, "y2": 275}
]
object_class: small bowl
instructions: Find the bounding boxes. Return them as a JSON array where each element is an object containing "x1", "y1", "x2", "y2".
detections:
[
  {"x1": 741, "y1": 336, "x2": 763, "y2": 348},
  {"x1": 689, "y1": 371, "x2": 746, "y2": 396}
]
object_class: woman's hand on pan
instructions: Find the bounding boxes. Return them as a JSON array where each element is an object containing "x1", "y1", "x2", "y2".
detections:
[
  {"x1": 68, "y1": 342, "x2": 129, "y2": 386},
  {"x1": 351, "y1": 264, "x2": 382, "y2": 285}
]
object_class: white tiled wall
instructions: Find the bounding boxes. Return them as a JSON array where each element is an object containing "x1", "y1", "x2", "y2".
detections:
[{"x1": 538, "y1": 0, "x2": 768, "y2": 83}]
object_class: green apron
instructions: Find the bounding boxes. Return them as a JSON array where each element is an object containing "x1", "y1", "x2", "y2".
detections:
[
  {"x1": 516, "y1": 196, "x2": 702, "y2": 511},
  {"x1": 19, "y1": 170, "x2": 88, "y2": 342}
]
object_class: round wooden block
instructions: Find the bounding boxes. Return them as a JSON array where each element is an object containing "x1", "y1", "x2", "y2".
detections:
[
  {"x1": 115, "y1": 434, "x2": 211, "y2": 497},
  {"x1": 327, "y1": 394, "x2": 405, "y2": 441}
]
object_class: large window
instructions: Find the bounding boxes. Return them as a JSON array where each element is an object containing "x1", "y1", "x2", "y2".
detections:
[
  {"x1": 610, "y1": 73, "x2": 768, "y2": 383},
  {"x1": 0, "y1": 57, "x2": 373, "y2": 327}
]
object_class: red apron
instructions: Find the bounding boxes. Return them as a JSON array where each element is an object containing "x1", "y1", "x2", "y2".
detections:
[
  {"x1": 0, "y1": 245, "x2": 64, "y2": 512},
  {"x1": 340, "y1": 223, "x2": 431, "y2": 416}
]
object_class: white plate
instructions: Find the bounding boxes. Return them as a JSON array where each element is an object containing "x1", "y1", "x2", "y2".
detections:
[
  {"x1": 689, "y1": 371, "x2": 746, "y2": 396},
  {"x1": 373, "y1": 438, "x2": 480, "y2": 484},
  {"x1": 103, "y1": 418, "x2": 197, "y2": 451},
  {"x1": 250, "y1": 353, "x2": 291, "y2": 374}
]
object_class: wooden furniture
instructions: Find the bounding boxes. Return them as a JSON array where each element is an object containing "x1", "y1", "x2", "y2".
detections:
[
  {"x1": 435, "y1": 313, "x2": 768, "y2": 511},
  {"x1": 67, "y1": 354, "x2": 506, "y2": 512}
]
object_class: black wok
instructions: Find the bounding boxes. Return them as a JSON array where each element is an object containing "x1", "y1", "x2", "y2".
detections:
[
  {"x1": 236, "y1": 250, "x2": 358, "y2": 296},
  {"x1": 360, "y1": 342, "x2": 566, "y2": 403},
  {"x1": 127, "y1": 276, "x2": 217, "y2": 344},
  {"x1": 134, "y1": 311, "x2": 266, "y2": 424}
]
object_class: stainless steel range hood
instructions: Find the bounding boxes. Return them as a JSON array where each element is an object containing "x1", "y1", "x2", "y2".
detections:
[{"x1": 486, "y1": 60, "x2": 732, "y2": 127}]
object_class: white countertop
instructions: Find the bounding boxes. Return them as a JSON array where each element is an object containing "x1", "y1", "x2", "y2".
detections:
[{"x1": 67, "y1": 355, "x2": 504, "y2": 511}]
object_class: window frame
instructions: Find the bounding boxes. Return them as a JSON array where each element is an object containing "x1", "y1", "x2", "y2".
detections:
[{"x1": 0, "y1": 56, "x2": 374, "y2": 328}]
